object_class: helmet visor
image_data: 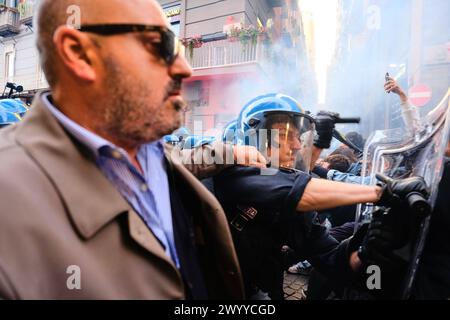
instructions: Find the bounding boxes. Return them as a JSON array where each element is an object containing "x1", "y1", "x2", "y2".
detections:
[{"x1": 254, "y1": 111, "x2": 315, "y2": 171}]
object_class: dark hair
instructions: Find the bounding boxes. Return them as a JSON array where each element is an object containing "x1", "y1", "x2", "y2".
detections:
[
  {"x1": 325, "y1": 154, "x2": 352, "y2": 172},
  {"x1": 329, "y1": 146, "x2": 358, "y2": 163}
]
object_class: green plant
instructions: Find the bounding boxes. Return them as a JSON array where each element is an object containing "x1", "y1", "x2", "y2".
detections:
[
  {"x1": 181, "y1": 35, "x2": 203, "y2": 59},
  {"x1": 228, "y1": 23, "x2": 267, "y2": 46}
]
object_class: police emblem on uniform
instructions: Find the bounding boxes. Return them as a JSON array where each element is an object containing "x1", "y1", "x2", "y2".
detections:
[{"x1": 231, "y1": 205, "x2": 258, "y2": 231}]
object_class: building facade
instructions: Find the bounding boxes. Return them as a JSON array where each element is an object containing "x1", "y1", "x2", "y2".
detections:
[
  {"x1": 0, "y1": 0, "x2": 316, "y2": 135},
  {"x1": 0, "y1": 0, "x2": 46, "y2": 101},
  {"x1": 327, "y1": 0, "x2": 450, "y2": 137},
  {"x1": 158, "y1": 0, "x2": 316, "y2": 135}
]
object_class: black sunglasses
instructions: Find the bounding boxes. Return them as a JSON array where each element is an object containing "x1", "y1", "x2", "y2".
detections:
[{"x1": 78, "y1": 24, "x2": 182, "y2": 64}]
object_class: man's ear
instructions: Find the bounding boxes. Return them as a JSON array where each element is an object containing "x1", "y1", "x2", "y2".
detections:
[{"x1": 53, "y1": 26, "x2": 98, "y2": 82}]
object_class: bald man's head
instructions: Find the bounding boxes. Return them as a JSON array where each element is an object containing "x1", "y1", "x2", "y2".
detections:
[
  {"x1": 34, "y1": 0, "x2": 192, "y2": 148},
  {"x1": 35, "y1": 0, "x2": 167, "y2": 88}
]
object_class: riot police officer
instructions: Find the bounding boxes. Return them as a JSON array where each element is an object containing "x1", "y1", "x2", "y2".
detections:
[{"x1": 205, "y1": 93, "x2": 429, "y2": 299}]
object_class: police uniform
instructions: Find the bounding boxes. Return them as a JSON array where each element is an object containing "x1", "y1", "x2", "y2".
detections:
[{"x1": 204, "y1": 166, "x2": 355, "y2": 299}]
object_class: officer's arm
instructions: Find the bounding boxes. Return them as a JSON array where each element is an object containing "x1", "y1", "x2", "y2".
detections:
[
  {"x1": 297, "y1": 178, "x2": 382, "y2": 212},
  {"x1": 173, "y1": 142, "x2": 266, "y2": 179}
]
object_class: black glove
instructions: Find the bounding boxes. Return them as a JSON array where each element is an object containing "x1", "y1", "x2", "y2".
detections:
[
  {"x1": 313, "y1": 111, "x2": 339, "y2": 149},
  {"x1": 350, "y1": 209, "x2": 407, "y2": 273},
  {"x1": 376, "y1": 174, "x2": 429, "y2": 208}
]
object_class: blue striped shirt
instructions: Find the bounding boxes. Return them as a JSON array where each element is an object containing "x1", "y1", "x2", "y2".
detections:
[{"x1": 43, "y1": 93, "x2": 180, "y2": 268}]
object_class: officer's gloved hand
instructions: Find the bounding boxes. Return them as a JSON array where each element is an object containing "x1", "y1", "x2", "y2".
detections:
[
  {"x1": 376, "y1": 174, "x2": 429, "y2": 208},
  {"x1": 351, "y1": 209, "x2": 407, "y2": 273},
  {"x1": 314, "y1": 111, "x2": 339, "y2": 149}
]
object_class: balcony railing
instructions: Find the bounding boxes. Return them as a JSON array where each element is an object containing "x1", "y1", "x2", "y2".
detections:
[
  {"x1": 185, "y1": 39, "x2": 266, "y2": 69},
  {"x1": 18, "y1": 0, "x2": 35, "y2": 26},
  {"x1": 0, "y1": 6, "x2": 20, "y2": 37}
]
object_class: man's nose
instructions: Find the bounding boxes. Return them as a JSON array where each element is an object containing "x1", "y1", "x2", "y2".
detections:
[{"x1": 169, "y1": 54, "x2": 193, "y2": 79}]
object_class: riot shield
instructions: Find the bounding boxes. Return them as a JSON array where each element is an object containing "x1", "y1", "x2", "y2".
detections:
[{"x1": 356, "y1": 88, "x2": 450, "y2": 299}]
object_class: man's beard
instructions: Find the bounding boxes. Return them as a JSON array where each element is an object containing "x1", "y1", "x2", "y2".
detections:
[{"x1": 98, "y1": 58, "x2": 184, "y2": 148}]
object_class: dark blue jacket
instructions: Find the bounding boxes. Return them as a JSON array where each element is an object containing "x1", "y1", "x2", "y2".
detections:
[{"x1": 205, "y1": 166, "x2": 355, "y2": 297}]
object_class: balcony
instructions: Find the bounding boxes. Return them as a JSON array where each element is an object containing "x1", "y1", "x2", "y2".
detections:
[
  {"x1": 0, "y1": 6, "x2": 20, "y2": 37},
  {"x1": 185, "y1": 38, "x2": 268, "y2": 73},
  {"x1": 18, "y1": 0, "x2": 35, "y2": 26}
]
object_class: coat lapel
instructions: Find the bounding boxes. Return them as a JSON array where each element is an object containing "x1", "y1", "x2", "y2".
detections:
[
  {"x1": 128, "y1": 209, "x2": 180, "y2": 271},
  {"x1": 165, "y1": 145, "x2": 244, "y2": 299}
]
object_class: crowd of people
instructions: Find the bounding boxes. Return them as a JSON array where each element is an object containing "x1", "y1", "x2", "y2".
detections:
[{"x1": 0, "y1": 0, "x2": 447, "y2": 301}]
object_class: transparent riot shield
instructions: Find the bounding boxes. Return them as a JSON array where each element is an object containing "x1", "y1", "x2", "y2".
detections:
[{"x1": 356, "y1": 88, "x2": 450, "y2": 299}]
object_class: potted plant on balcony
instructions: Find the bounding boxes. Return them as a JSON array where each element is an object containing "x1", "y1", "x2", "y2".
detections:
[
  {"x1": 228, "y1": 23, "x2": 268, "y2": 46},
  {"x1": 181, "y1": 35, "x2": 203, "y2": 59}
]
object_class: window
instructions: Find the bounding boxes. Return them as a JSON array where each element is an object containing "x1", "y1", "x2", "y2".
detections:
[
  {"x1": 0, "y1": 0, "x2": 17, "y2": 8},
  {"x1": 171, "y1": 22, "x2": 180, "y2": 37},
  {"x1": 5, "y1": 51, "x2": 15, "y2": 82}
]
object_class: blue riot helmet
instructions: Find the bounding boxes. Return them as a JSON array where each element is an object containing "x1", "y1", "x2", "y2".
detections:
[
  {"x1": 182, "y1": 135, "x2": 216, "y2": 149},
  {"x1": 0, "y1": 109, "x2": 21, "y2": 127},
  {"x1": 236, "y1": 93, "x2": 315, "y2": 171},
  {"x1": 163, "y1": 135, "x2": 180, "y2": 146},
  {"x1": 0, "y1": 99, "x2": 28, "y2": 118},
  {"x1": 222, "y1": 120, "x2": 237, "y2": 143},
  {"x1": 173, "y1": 127, "x2": 190, "y2": 143},
  {"x1": 182, "y1": 136, "x2": 197, "y2": 149}
]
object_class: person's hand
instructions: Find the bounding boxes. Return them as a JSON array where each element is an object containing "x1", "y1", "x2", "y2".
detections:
[
  {"x1": 233, "y1": 145, "x2": 267, "y2": 168},
  {"x1": 352, "y1": 209, "x2": 407, "y2": 273},
  {"x1": 384, "y1": 76, "x2": 407, "y2": 102},
  {"x1": 376, "y1": 174, "x2": 429, "y2": 208},
  {"x1": 314, "y1": 111, "x2": 339, "y2": 149}
]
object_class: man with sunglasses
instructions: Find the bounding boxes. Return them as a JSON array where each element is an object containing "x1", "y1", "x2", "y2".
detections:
[{"x1": 0, "y1": 0, "x2": 261, "y2": 300}]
